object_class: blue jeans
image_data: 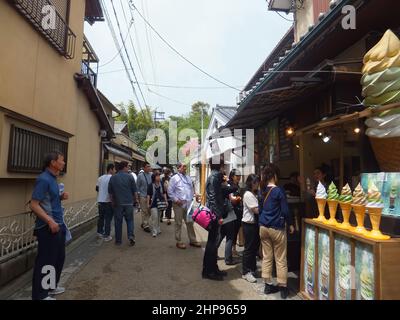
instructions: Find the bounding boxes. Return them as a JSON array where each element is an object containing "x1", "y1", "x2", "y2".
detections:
[
  {"x1": 114, "y1": 205, "x2": 134, "y2": 244},
  {"x1": 217, "y1": 220, "x2": 235, "y2": 263},
  {"x1": 97, "y1": 203, "x2": 113, "y2": 236}
]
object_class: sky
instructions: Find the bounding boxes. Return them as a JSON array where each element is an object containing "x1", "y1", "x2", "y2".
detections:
[{"x1": 84, "y1": 0, "x2": 293, "y2": 119}]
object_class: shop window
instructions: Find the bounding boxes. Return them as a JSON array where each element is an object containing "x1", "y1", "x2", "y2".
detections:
[{"x1": 8, "y1": 125, "x2": 68, "y2": 174}]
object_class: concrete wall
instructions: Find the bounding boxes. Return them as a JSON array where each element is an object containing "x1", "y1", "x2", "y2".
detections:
[{"x1": 0, "y1": 1, "x2": 101, "y2": 217}]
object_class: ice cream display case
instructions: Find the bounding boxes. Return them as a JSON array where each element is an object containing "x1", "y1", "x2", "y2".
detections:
[{"x1": 300, "y1": 219, "x2": 400, "y2": 300}]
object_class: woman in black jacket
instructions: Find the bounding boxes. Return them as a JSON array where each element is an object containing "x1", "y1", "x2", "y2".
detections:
[{"x1": 202, "y1": 158, "x2": 226, "y2": 281}]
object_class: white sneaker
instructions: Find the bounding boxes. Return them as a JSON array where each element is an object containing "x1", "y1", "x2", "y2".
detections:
[
  {"x1": 242, "y1": 272, "x2": 257, "y2": 283},
  {"x1": 97, "y1": 233, "x2": 104, "y2": 238},
  {"x1": 42, "y1": 296, "x2": 56, "y2": 300},
  {"x1": 103, "y1": 235, "x2": 113, "y2": 242},
  {"x1": 152, "y1": 233, "x2": 157, "y2": 238},
  {"x1": 49, "y1": 287, "x2": 65, "y2": 295}
]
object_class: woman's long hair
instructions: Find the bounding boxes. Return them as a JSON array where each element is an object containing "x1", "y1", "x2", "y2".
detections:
[
  {"x1": 245, "y1": 174, "x2": 260, "y2": 193},
  {"x1": 260, "y1": 163, "x2": 280, "y2": 200}
]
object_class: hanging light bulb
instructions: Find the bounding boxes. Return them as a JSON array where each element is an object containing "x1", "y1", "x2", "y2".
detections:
[
  {"x1": 286, "y1": 127, "x2": 295, "y2": 137},
  {"x1": 322, "y1": 134, "x2": 331, "y2": 143},
  {"x1": 354, "y1": 127, "x2": 361, "y2": 134}
]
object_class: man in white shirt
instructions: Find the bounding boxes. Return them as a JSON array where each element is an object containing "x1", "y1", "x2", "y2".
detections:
[
  {"x1": 96, "y1": 163, "x2": 116, "y2": 241},
  {"x1": 168, "y1": 162, "x2": 201, "y2": 249}
]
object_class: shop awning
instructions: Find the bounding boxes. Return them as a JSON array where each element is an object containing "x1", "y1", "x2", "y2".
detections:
[
  {"x1": 104, "y1": 144, "x2": 132, "y2": 161},
  {"x1": 132, "y1": 151, "x2": 145, "y2": 162},
  {"x1": 226, "y1": 83, "x2": 323, "y2": 129}
]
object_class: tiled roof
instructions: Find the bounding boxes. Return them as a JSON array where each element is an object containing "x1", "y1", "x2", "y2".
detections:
[{"x1": 214, "y1": 105, "x2": 237, "y2": 124}]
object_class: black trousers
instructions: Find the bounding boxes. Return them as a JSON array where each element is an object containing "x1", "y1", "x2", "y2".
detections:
[
  {"x1": 202, "y1": 220, "x2": 221, "y2": 274},
  {"x1": 165, "y1": 200, "x2": 172, "y2": 219},
  {"x1": 32, "y1": 226, "x2": 66, "y2": 300},
  {"x1": 242, "y1": 222, "x2": 260, "y2": 275},
  {"x1": 232, "y1": 211, "x2": 242, "y2": 248}
]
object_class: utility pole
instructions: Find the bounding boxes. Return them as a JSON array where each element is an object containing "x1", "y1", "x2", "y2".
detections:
[{"x1": 153, "y1": 109, "x2": 165, "y2": 126}]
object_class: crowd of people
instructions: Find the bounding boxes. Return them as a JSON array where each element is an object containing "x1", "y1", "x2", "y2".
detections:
[
  {"x1": 202, "y1": 158, "x2": 294, "y2": 299},
  {"x1": 30, "y1": 151, "x2": 314, "y2": 300}
]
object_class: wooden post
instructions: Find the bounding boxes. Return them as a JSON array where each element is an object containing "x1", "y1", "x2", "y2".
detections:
[
  {"x1": 299, "y1": 133, "x2": 306, "y2": 202},
  {"x1": 339, "y1": 126, "x2": 344, "y2": 190}
]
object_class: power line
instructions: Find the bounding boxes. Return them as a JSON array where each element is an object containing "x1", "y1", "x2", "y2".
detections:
[
  {"x1": 140, "y1": 0, "x2": 158, "y2": 89},
  {"x1": 275, "y1": 11, "x2": 294, "y2": 22},
  {"x1": 118, "y1": 0, "x2": 147, "y2": 85},
  {"x1": 98, "y1": 20, "x2": 133, "y2": 68},
  {"x1": 110, "y1": 0, "x2": 148, "y2": 110},
  {"x1": 128, "y1": 1, "x2": 241, "y2": 92},
  {"x1": 147, "y1": 89, "x2": 192, "y2": 106},
  {"x1": 100, "y1": 0, "x2": 145, "y2": 116}
]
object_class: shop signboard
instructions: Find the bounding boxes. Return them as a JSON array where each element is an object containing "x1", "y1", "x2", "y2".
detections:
[
  {"x1": 304, "y1": 225, "x2": 316, "y2": 297},
  {"x1": 268, "y1": 119, "x2": 279, "y2": 163},
  {"x1": 334, "y1": 235, "x2": 352, "y2": 300},
  {"x1": 355, "y1": 242, "x2": 375, "y2": 300},
  {"x1": 318, "y1": 229, "x2": 330, "y2": 300},
  {"x1": 278, "y1": 117, "x2": 294, "y2": 161}
]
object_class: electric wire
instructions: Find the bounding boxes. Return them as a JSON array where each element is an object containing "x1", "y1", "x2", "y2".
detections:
[{"x1": 128, "y1": 1, "x2": 241, "y2": 92}]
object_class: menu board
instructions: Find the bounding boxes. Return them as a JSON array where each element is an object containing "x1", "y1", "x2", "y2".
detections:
[
  {"x1": 278, "y1": 117, "x2": 294, "y2": 161},
  {"x1": 304, "y1": 225, "x2": 316, "y2": 297},
  {"x1": 334, "y1": 235, "x2": 352, "y2": 300},
  {"x1": 318, "y1": 230, "x2": 330, "y2": 300},
  {"x1": 268, "y1": 119, "x2": 279, "y2": 163},
  {"x1": 355, "y1": 243, "x2": 375, "y2": 300}
]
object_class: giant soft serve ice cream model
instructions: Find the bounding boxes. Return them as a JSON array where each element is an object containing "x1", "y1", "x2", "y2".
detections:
[{"x1": 362, "y1": 29, "x2": 400, "y2": 172}]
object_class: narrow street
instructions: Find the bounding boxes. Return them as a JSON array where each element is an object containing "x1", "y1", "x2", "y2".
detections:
[{"x1": 8, "y1": 212, "x2": 300, "y2": 300}]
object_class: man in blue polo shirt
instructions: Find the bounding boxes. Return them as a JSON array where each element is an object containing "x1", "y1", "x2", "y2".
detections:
[{"x1": 30, "y1": 151, "x2": 69, "y2": 300}]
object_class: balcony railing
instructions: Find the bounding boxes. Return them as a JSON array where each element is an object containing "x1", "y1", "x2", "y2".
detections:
[
  {"x1": 8, "y1": 0, "x2": 76, "y2": 59},
  {"x1": 81, "y1": 61, "x2": 98, "y2": 87}
]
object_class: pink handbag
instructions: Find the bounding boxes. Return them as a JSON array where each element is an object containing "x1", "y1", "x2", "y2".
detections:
[{"x1": 192, "y1": 205, "x2": 217, "y2": 231}]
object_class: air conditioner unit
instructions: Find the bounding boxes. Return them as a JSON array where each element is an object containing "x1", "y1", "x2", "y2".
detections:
[
  {"x1": 99, "y1": 130, "x2": 107, "y2": 138},
  {"x1": 268, "y1": 0, "x2": 302, "y2": 12}
]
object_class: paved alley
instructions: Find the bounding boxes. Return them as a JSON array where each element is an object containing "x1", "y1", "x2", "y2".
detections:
[{"x1": 8, "y1": 212, "x2": 301, "y2": 300}]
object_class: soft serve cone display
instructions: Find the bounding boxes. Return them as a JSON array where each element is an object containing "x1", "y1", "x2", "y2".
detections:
[
  {"x1": 325, "y1": 182, "x2": 339, "y2": 226},
  {"x1": 362, "y1": 30, "x2": 400, "y2": 171},
  {"x1": 314, "y1": 182, "x2": 327, "y2": 222},
  {"x1": 338, "y1": 184, "x2": 353, "y2": 230},
  {"x1": 366, "y1": 182, "x2": 390, "y2": 240},
  {"x1": 352, "y1": 183, "x2": 368, "y2": 235}
]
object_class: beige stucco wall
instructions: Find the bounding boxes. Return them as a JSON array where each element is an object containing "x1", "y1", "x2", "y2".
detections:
[{"x1": 0, "y1": 1, "x2": 101, "y2": 217}]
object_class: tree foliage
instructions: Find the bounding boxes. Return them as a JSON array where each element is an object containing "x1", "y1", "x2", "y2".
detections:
[{"x1": 115, "y1": 101, "x2": 211, "y2": 163}]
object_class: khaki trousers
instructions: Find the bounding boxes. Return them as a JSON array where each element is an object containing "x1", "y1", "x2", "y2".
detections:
[
  {"x1": 172, "y1": 203, "x2": 197, "y2": 243},
  {"x1": 259, "y1": 226, "x2": 288, "y2": 286},
  {"x1": 140, "y1": 196, "x2": 150, "y2": 228}
]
